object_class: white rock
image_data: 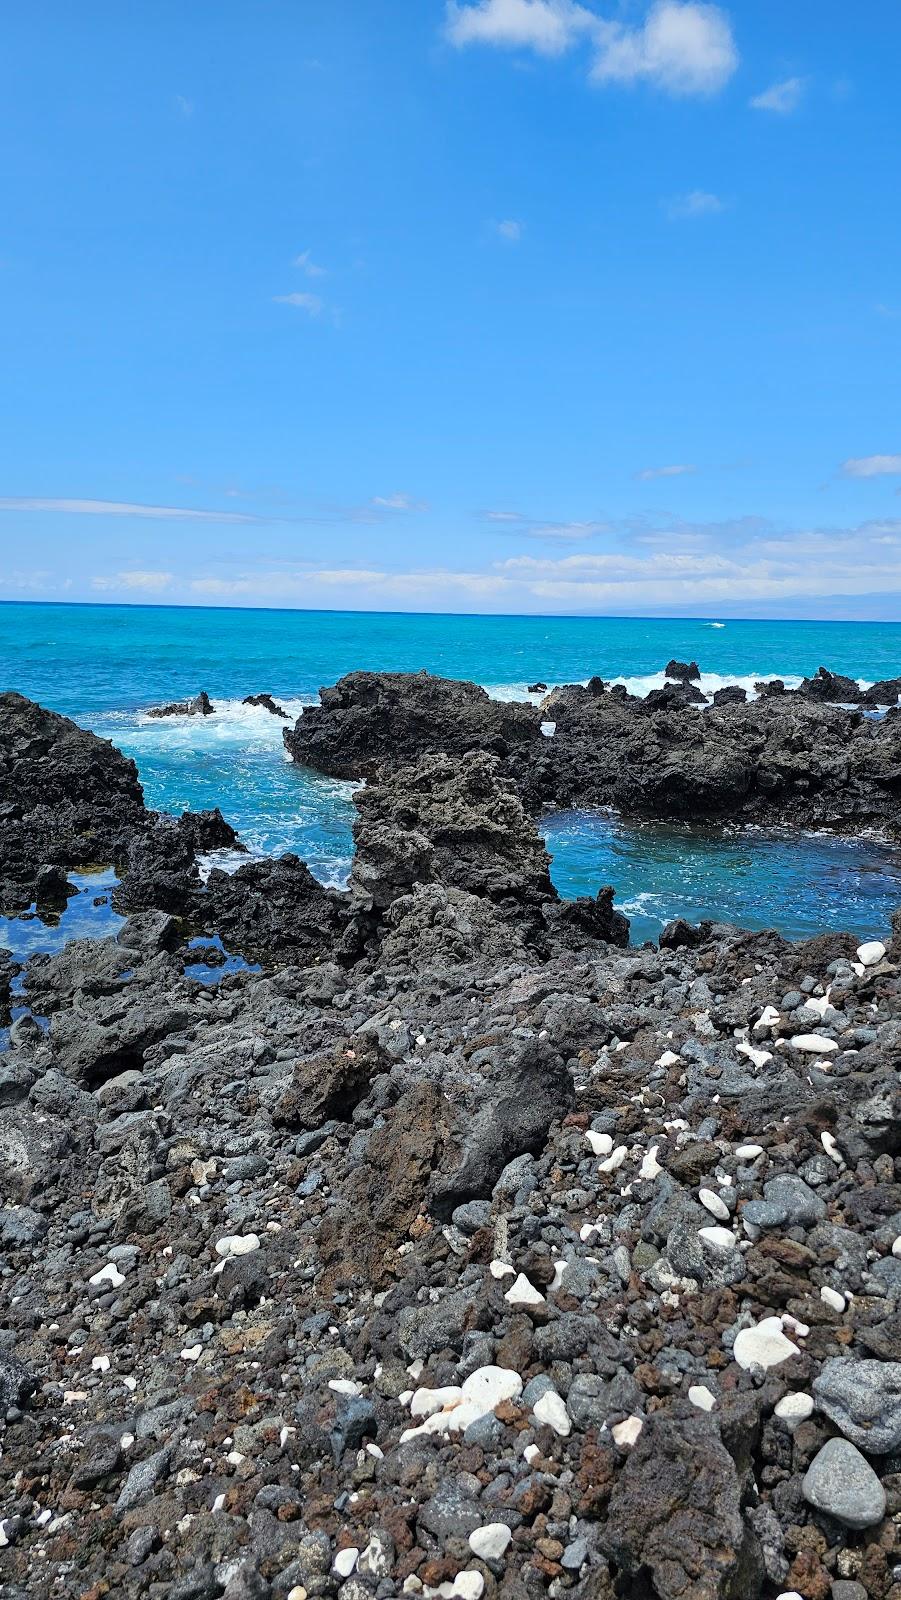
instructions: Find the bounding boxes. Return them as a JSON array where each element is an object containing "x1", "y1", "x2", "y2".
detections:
[
  {"x1": 523, "y1": 1443, "x2": 540, "y2": 1463},
  {"x1": 656, "y1": 1049, "x2": 681, "y2": 1068},
  {"x1": 698, "y1": 1225, "x2": 737, "y2": 1254},
  {"x1": 699, "y1": 1188, "x2": 730, "y2": 1222},
  {"x1": 399, "y1": 1366, "x2": 522, "y2": 1442},
  {"x1": 410, "y1": 1385, "x2": 463, "y2": 1418},
  {"x1": 504, "y1": 1273, "x2": 545, "y2": 1307},
  {"x1": 820, "y1": 1286, "x2": 846, "y2": 1312},
  {"x1": 88, "y1": 1262, "x2": 125, "y2": 1288},
  {"x1": 533, "y1": 1390, "x2": 571, "y2": 1436},
  {"x1": 736, "y1": 1042, "x2": 773, "y2": 1069},
  {"x1": 91, "y1": 1355, "x2": 111, "y2": 1373},
  {"x1": 333, "y1": 1547, "x2": 359, "y2": 1578},
  {"x1": 790, "y1": 1034, "x2": 838, "y2": 1054},
  {"x1": 820, "y1": 1130, "x2": 843, "y2": 1166},
  {"x1": 215, "y1": 1233, "x2": 260, "y2": 1259},
  {"x1": 733, "y1": 1316, "x2": 800, "y2": 1371},
  {"x1": 181, "y1": 1345, "x2": 202, "y2": 1362},
  {"x1": 611, "y1": 1415, "x2": 643, "y2": 1449},
  {"x1": 688, "y1": 1385, "x2": 716, "y2": 1411},
  {"x1": 735, "y1": 1143, "x2": 763, "y2": 1159},
  {"x1": 328, "y1": 1378, "x2": 361, "y2": 1395},
  {"x1": 893, "y1": 1237, "x2": 901, "y2": 1258},
  {"x1": 489, "y1": 1259, "x2": 515, "y2": 1279},
  {"x1": 452, "y1": 1574, "x2": 485, "y2": 1600},
  {"x1": 469, "y1": 1523, "x2": 512, "y2": 1561},
  {"x1": 599, "y1": 1146, "x2": 627, "y2": 1173},
  {"x1": 857, "y1": 940, "x2": 886, "y2": 967},
  {"x1": 639, "y1": 1144, "x2": 663, "y2": 1180},
  {"x1": 584, "y1": 1130, "x2": 613, "y2": 1156},
  {"x1": 774, "y1": 1392, "x2": 814, "y2": 1428},
  {"x1": 754, "y1": 1005, "x2": 781, "y2": 1030},
  {"x1": 776, "y1": 1593, "x2": 804, "y2": 1600},
  {"x1": 287, "y1": 1589, "x2": 307, "y2": 1600}
]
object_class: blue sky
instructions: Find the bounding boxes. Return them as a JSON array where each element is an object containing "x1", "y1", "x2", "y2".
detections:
[{"x1": 1, "y1": 0, "x2": 900, "y2": 617}]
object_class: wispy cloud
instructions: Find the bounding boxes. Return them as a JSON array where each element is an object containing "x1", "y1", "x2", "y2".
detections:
[
  {"x1": 0, "y1": 496, "x2": 261, "y2": 523},
  {"x1": 175, "y1": 94, "x2": 194, "y2": 118},
  {"x1": 293, "y1": 249, "x2": 327, "y2": 278},
  {"x1": 750, "y1": 76, "x2": 804, "y2": 114},
  {"x1": 92, "y1": 571, "x2": 174, "y2": 592},
  {"x1": 494, "y1": 218, "x2": 523, "y2": 241},
  {"x1": 481, "y1": 509, "x2": 611, "y2": 540},
  {"x1": 447, "y1": 1, "x2": 738, "y2": 97},
  {"x1": 371, "y1": 492, "x2": 429, "y2": 512},
  {"x1": 841, "y1": 455, "x2": 901, "y2": 478},
  {"x1": 636, "y1": 463, "x2": 697, "y2": 480},
  {"x1": 272, "y1": 291, "x2": 324, "y2": 316},
  {"x1": 663, "y1": 189, "x2": 724, "y2": 220}
]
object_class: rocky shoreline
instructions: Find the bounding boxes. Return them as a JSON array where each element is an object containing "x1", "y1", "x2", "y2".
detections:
[{"x1": 2, "y1": 673, "x2": 901, "y2": 1600}]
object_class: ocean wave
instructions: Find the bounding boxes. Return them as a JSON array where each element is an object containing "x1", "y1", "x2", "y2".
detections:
[
  {"x1": 484, "y1": 671, "x2": 894, "y2": 703},
  {"x1": 93, "y1": 695, "x2": 312, "y2": 753}
]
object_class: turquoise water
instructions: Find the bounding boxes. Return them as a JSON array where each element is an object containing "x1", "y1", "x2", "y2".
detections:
[{"x1": 2, "y1": 601, "x2": 901, "y2": 941}]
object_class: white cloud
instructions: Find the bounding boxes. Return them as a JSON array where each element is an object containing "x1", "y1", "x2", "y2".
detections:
[
  {"x1": 293, "y1": 249, "x2": 326, "y2": 278},
  {"x1": 495, "y1": 219, "x2": 523, "y2": 241},
  {"x1": 92, "y1": 571, "x2": 174, "y2": 592},
  {"x1": 664, "y1": 189, "x2": 724, "y2": 219},
  {"x1": 446, "y1": 0, "x2": 594, "y2": 56},
  {"x1": 592, "y1": 2, "x2": 738, "y2": 95},
  {"x1": 842, "y1": 454, "x2": 901, "y2": 478},
  {"x1": 0, "y1": 496, "x2": 260, "y2": 523},
  {"x1": 636, "y1": 463, "x2": 697, "y2": 480},
  {"x1": 371, "y1": 492, "x2": 429, "y2": 511},
  {"x1": 750, "y1": 76, "x2": 804, "y2": 113},
  {"x1": 447, "y1": 1, "x2": 738, "y2": 96},
  {"x1": 273, "y1": 292, "x2": 324, "y2": 316}
]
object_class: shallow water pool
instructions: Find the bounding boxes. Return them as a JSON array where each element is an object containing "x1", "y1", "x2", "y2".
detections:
[{"x1": 543, "y1": 811, "x2": 901, "y2": 946}]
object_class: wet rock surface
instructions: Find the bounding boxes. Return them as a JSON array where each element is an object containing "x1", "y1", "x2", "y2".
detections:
[{"x1": 2, "y1": 678, "x2": 901, "y2": 1598}]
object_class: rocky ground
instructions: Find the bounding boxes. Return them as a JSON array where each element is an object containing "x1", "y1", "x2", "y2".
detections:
[{"x1": 2, "y1": 672, "x2": 901, "y2": 1600}]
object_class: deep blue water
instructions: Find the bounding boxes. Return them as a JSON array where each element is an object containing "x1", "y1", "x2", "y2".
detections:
[{"x1": 2, "y1": 601, "x2": 901, "y2": 943}]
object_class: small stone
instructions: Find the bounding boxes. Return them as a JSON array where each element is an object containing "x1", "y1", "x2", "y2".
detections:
[
  {"x1": 533, "y1": 1389, "x2": 571, "y2": 1436},
  {"x1": 468, "y1": 1524, "x2": 512, "y2": 1561},
  {"x1": 790, "y1": 1033, "x2": 838, "y2": 1053},
  {"x1": 215, "y1": 1233, "x2": 260, "y2": 1259},
  {"x1": 802, "y1": 1437, "x2": 886, "y2": 1529},
  {"x1": 453, "y1": 1574, "x2": 485, "y2": 1600},
  {"x1": 585, "y1": 1130, "x2": 613, "y2": 1156},
  {"x1": 821, "y1": 1286, "x2": 847, "y2": 1312},
  {"x1": 814, "y1": 1358, "x2": 901, "y2": 1453},
  {"x1": 688, "y1": 1385, "x2": 716, "y2": 1411},
  {"x1": 735, "y1": 1143, "x2": 763, "y2": 1159},
  {"x1": 774, "y1": 1392, "x2": 814, "y2": 1429},
  {"x1": 611, "y1": 1415, "x2": 643, "y2": 1448},
  {"x1": 88, "y1": 1262, "x2": 125, "y2": 1289},
  {"x1": 504, "y1": 1273, "x2": 544, "y2": 1307},
  {"x1": 857, "y1": 940, "x2": 886, "y2": 967},
  {"x1": 699, "y1": 1188, "x2": 730, "y2": 1222},
  {"x1": 698, "y1": 1225, "x2": 737, "y2": 1254},
  {"x1": 333, "y1": 1548, "x2": 359, "y2": 1578},
  {"x1": 733, "y1": 1316, "x2": 800, "y2": 1371}
]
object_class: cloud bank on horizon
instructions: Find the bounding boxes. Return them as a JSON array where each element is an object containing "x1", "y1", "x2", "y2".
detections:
[{"x1": 0, "y1": 1, "x2": 899, "y2": 619}]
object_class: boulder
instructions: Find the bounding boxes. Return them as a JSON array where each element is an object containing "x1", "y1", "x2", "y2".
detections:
[{"x1": 146, "y1": 691, "x2": 214, "y2": 718}]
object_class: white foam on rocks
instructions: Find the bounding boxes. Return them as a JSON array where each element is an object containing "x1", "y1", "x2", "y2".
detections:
[
  {"x1": 469, "y1": 1523, "x2": 512, "y2": 1561},
  {"x1": 699, "y1": 1188, "x2": 730, "y2": 1221},
  {"x1": 214, "y1": 1233, "x2": 260, "y2": 1258},
  {"x1": 504, "y1": 1273, "x2": 545, "y2": 1307},
  {"x1": 533, "y1": 1390, "x2": 571, "y2": 1436},
  {"x1": 733, "y1": 1315, "x2": 801, "y2": 1371}
]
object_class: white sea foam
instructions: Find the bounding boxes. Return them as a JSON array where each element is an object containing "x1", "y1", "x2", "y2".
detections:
[{"x1": 484, "y1": 671, "x2": 894, "y2": 704}]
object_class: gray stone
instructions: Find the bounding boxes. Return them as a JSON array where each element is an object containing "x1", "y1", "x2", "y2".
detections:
[
  {"x1": 763, "y1": 1174, "x2": 826, "y2": 1228},
  {"x1": 814, "y1": 1359, "x2": 901, "y2": 1453},
  {"x1": 116, "y1": 1446, "x2": 171, "y2": 1511},
  {"x1": 802, "y1": 1438, "x2": 886, "y2": 1529}
]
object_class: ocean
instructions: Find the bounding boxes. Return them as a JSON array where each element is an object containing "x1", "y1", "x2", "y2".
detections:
[{"x1": 3, "y1": 601, "x2": 901, "y2": 945}]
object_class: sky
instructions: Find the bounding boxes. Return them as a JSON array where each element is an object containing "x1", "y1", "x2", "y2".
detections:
[{"x1": 1, "y1": 0, "x2": 900, "y2": 618}]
